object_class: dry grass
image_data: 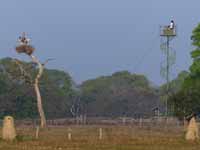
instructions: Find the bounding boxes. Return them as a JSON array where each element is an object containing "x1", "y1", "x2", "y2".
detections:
[{"x1": 0, "y1": 125, "x2": 199, "y2": 150}]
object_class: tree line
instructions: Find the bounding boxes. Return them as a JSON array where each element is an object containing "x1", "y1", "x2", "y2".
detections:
[{"x1": 0, "y1": 58, "x2": 164, "y2": 119}]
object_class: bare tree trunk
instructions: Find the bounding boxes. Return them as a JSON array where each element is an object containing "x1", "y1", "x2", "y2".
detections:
[{"x1": 30, "y1": 55, "x2": 46, "y2": 128}]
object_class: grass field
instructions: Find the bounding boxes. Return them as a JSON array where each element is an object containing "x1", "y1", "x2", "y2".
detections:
[{"x1": 0, "y1": 125, "x2": 199, "y2": 150}]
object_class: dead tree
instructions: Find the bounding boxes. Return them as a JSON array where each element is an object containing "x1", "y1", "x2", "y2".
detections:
[
  {"x1": 31, "y1": 55, "x2": 47, "y2": 128},
  {"x1": 15, "y1": 33, "x2": 48, "y2": 128}
]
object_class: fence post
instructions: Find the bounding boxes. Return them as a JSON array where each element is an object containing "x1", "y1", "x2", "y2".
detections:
[
  {"x1": 184, "y1": 117, "x2": 187, "y2": 131},
  {"x1": 122, "y1": 117, "x2": 126, "y2": 125},
  {"x1": 139, "y1": 118, "x2": 142, "y2": 128},
  {"x1": 83, "y1": 115, "x2": 87, "y2": 125},
  {"x1": 35, "y1": 126, "x2": 40, "y2": 139},
  {"x1": 99, "y1": 128, "x2": 103, "y2": 140},
  {"x1": 68, "y1": 128, "x2": 72, "y2": 140}
]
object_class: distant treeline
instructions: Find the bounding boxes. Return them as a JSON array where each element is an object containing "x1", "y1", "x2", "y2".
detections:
[{"x1": 0, "y1": 57, "x2": 168, "y2": 119}]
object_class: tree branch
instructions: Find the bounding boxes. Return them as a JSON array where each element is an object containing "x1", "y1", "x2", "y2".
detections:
[
  {"x1": 30, "y1": 54, "x2": 47, "y2": 128},
  {"x1": 42, "y1": 58, "x2": 55, "y2": 66},
  {"x1": 13, "y1": 59, "x2": 33, "y2": 84}
]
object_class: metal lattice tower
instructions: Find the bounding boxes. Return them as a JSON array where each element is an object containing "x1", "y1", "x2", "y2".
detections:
[{"x1": 160, "y1": 25, "x2": 177, "y2": 116}]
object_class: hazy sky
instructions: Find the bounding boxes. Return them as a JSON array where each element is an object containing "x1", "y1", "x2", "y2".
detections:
[{"x1": 0, "y1": 0, "x2": 199, "y2": 85}]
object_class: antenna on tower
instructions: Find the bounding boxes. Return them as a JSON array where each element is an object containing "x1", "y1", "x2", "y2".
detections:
[{"x1": 160, "y1": 20, "x2": 177, "y2": 116}]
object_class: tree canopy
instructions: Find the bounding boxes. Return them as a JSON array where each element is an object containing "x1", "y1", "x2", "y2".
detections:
[
  {"x1": 169, "y1": 23, "x2": 200, "y2": 118},
  {"x1": 0, "y1": 57, "x2": 74, "y2": 119},
  {"x1": 80, "y1": 71, "x2": 162, "y2": 117},
  {"x1": 0, "y1": 60, "x2": 163, "y2": 119}
]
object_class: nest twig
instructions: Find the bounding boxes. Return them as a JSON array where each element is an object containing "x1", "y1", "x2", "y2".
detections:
[{"x1": 16, "y1": 45, "x2": 35, "y2": 55}]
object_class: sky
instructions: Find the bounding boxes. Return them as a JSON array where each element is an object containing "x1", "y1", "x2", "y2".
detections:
[{"x1": 0, "y1": 0, "x2": 199, "y2": 85}]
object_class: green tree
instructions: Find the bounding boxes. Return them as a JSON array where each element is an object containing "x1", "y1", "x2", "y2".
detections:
[
  {"x1": 190, "y1": 23, "x2": 200, "y2": 76},
  {"x1": 169, "y1": 23, "x2": 200, "y2": 118},
  {"x1": 80, "y1": 71, "x2": 161, "y2": 117},
  {"x1": 0, "y1": 57, "x2": 75, "y2": 119}
]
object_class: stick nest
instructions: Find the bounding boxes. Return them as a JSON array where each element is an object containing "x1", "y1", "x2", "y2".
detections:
[{"x1": 16, "y1": 45, "x2": 35, "y2": 55}]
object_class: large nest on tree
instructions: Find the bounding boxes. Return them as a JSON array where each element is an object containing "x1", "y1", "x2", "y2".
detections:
[{"x1": 16, "y1": 45, "x2": 35, "y2": 55}]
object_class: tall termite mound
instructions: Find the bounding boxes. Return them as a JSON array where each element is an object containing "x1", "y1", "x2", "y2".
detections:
[
  {"x1": 2, "y1": 116, "x2": 17, "y2": 141},
  {"x1": 185, "y1": 116, "x2": 199, "y2": 141}
]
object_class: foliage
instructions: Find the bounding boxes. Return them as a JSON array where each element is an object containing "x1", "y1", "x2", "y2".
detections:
[
  {"x1": 0, "y1": 57, "x2": 75, "y2": 119},
  {"x1": 190, "y1": 23, "x2": 200, "y2": 76},
  {"x1": 169, "y1": 23, "x2": 200, "y2": 118},
  {"x1": 80, "y1": 71, "x2": 162, "y2": 117},
  {"x1": 160, "y1": 71, "x2": 189, "y2": 95},
  {"x1": 0, "y1": 59, "x2": 163, "y2": 119}
]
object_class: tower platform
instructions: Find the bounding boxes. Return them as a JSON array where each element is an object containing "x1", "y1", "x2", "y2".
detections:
[{"x1": 160, "y1": 26, "x2": 177, "y2": 36}]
